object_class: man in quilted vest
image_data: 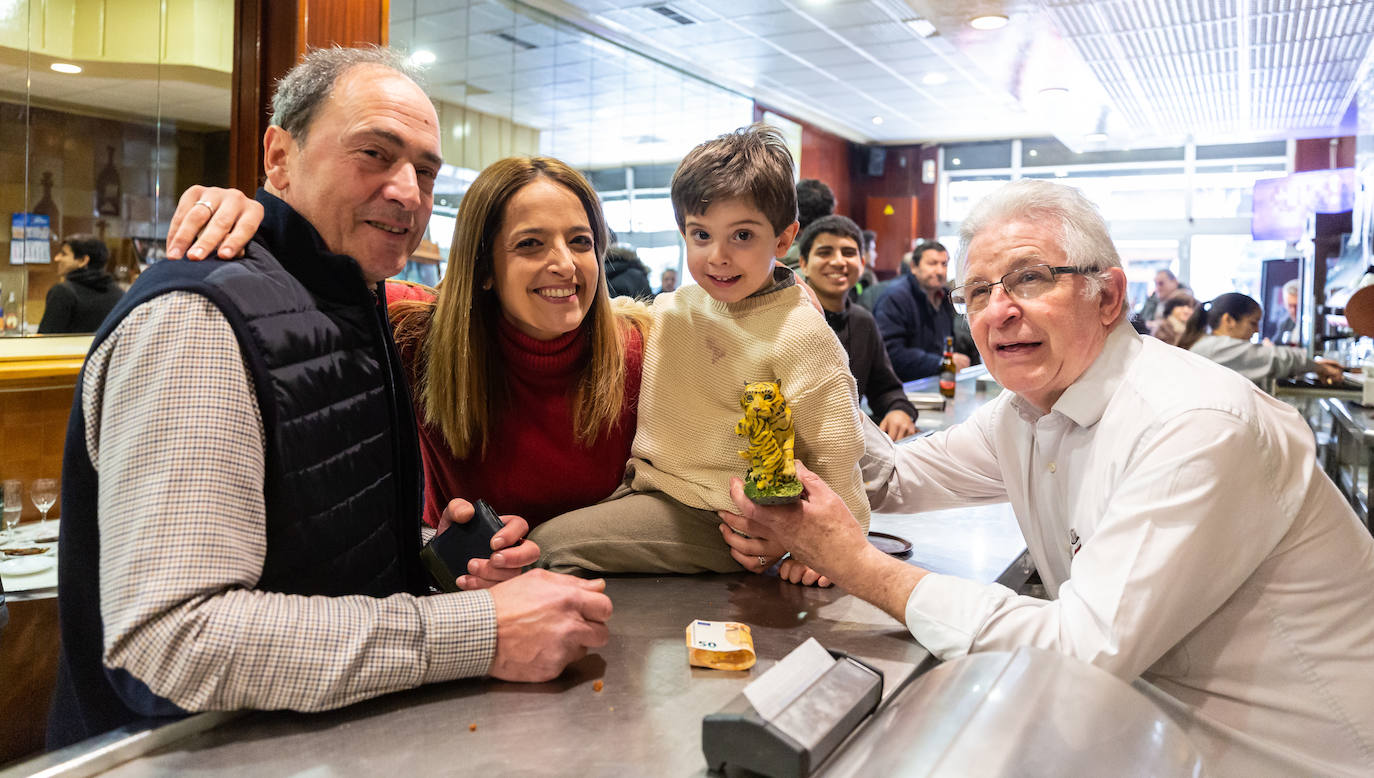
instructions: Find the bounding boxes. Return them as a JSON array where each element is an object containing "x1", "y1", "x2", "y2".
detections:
[{"x1": 49, "y1": 46, "x2": 611, "y2": 749}]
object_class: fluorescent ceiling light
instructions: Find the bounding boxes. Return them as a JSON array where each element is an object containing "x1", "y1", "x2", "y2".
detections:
[
  {"x1": 1085, "y1": 132, "x2": 1108, "y2": 142},
  {"x1": 922, "y1": 72, "x2": 948, "y2": 86},
  {"x1": 905, "y1": 18, "x2": 937, "y2": 38},
  {"x1": 409, "y1": 49, "x2": 436, "y2": 66},
  {"x1": 969, "y1": 15, "x2": 1008, "y2": 31},
  {"x1": 50, "y1": 62, "x2": 81, "y2": 74}
]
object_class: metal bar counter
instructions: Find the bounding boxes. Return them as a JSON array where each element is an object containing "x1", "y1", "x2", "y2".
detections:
[
  {"x1": 59, "y1": 576, "x2": 934, "y2": 777},
  {"x1": 14, "y1": 367, "x2": 1034, "y2": 777}
]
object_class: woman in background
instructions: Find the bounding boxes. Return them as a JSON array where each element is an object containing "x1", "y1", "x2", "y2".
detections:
[
  {"x1": 37, "y1": 234, "x2": 124, "y2": 334},
  {"x1": 1178, "y1": 292, "x2": 1342, "y2": 386}
]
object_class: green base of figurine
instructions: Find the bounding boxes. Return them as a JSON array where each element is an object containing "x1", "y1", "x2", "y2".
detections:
[{"x1": 744, "y1": 477, "x2": 803, "y2": 505}]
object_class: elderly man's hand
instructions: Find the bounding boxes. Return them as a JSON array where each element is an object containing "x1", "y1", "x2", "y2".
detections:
[
  {"x1": 719, "y1": 460, "x2": 870, "y2": 584},
  {"x1": 487, "y1": 570, "x2": 612, "y2": 682},
  {"x1": 166, "y1": 186, "x2": 264, "y2": 261},
  {"x1": 878, "y1": 409, "x2": 918, "y2": 441},
  {"x1": 436, "y1": 498, "x2": 541, "y2": 590}
]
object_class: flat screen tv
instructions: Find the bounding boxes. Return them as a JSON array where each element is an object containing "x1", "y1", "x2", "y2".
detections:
[{"x1": 1252, "y1": 168, "x2": 1355, "y2": 241}]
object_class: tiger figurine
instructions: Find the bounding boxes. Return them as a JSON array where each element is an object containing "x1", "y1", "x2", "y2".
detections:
[{"x1": 734, "y1": 380, "x2": 799, "y2": 501}]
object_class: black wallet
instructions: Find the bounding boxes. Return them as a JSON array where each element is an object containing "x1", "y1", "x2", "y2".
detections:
[{"x1": 420, "y1": 499, "x2": 505, "y2": 593}]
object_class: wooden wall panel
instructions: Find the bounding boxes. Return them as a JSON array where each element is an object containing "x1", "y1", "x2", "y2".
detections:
[
  {"x1": 1294, "y1": 136, "x2": 1356, "y2": 172},
  {"x1": 799, "y1": 124, "x2": 852, "y2": 219},
  {"x1": 0, "y1": 598, "x2": 61, "y2": 764},
  {"x1": 865, "y1": 195, "x2": 918, "y2": 278},
  {"x1": 0, "y1": 382, "x2": 75, "y2": 523},
  {"x1": 300, "y1": 0, "x2": 390, "y2": 50}
]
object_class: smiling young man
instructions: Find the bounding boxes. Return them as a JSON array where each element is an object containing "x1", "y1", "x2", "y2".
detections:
[
  {"x1": 797, "y1": 215, "x2": 917, "y2": 441},
  {"x1": 722, "y1": 179, "x2": 1374, "y2": 775}
]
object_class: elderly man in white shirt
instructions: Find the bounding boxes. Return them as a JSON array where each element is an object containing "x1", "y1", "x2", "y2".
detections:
[{"x1": 722, "y1": 179, "x2": 1374, "y2": 776}]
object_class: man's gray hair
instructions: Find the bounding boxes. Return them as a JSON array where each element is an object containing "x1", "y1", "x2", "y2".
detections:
[
  {"x1": 956, "y1": 179, "x2": 1126, "y2": 315},
  {"x1": 271, "y1": 46, "x2": 425, "y2": 145},
  {"x1": 1283, "y1": 278, "x2": 1301, "y2": 297}
]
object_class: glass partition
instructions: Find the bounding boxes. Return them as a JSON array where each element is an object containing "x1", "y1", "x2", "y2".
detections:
[
  {"x1": 0, "y1": 0, "x2": 233, "y2": 336},
  {"x1": 389, "y1": 0, "x2": 754, "y2": 291}
]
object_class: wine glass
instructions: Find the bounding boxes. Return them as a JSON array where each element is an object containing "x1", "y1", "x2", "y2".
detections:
[
  {"x1": 2, "y1": 479, "x2": 20, "y2": 539},
  {"x1": 29, "y1": 478, "x2": 58, "y2": 526}
]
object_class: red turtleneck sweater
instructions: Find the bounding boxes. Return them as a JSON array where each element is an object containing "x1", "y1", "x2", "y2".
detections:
[{"x1": 386, "y1": 282, "x2": 641, "y2": 529}]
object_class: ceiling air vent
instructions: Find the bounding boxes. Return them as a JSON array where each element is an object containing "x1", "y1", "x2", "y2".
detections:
[
  {"x1": 494, "y1": 32, "x2": 538, "y2": 50},
  {"x1": 648, "y1": 4, "x2": 698, "y2": 25}
]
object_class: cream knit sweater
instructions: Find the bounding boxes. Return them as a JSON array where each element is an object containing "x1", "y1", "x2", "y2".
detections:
[{"x1": 631, "y1": 281, "x2": 871, "y2": 531}]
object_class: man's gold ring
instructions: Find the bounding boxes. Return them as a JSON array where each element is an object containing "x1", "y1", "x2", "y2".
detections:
[
  {"x1": 193, "y1": 200, "x2": 215, "y2": 214},
  {"x1": 758, "y1": 555, "x2": 768, "y2": 568}
]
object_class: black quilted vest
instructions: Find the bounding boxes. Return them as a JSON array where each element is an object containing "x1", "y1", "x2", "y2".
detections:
[{"x1": 47, "y1": 190, "x2": 426, "y2": 748}]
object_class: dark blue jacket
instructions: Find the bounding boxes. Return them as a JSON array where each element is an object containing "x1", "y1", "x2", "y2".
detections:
[
  {"x1": 874, "y1": 274, "x2": 957, "y2": 381},
  {"x1": 47, "y1": 191, "x2": 426, "y2": 749}
]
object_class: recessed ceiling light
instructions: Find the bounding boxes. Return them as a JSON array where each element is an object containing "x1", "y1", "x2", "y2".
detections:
[
  {"x1": 871, "y1": 115, "x2": 884, "y2": 125},
  {"x1": 50, "y1": 62, "x2": 81, "y2": 74},
  {"x1": 922, "y1": 72, "x2": 948, "y2": 86},
  {"x1": 1085, "y1": 132, "x2": 1109, "y2": 142},
  {"x1": 969, "y1": 14, "x2": 1008, "y2": 31},
  {"x1": 1028, "y1": 149, "x2": 1038, "y2": 157},
  {"x1": 905, "y1": 18, "x2": 938, "y2": 38},
  {"x1": 1038, "y1": 86, "x2": 1069, "y2": 97},
  {"x1": 409, "y1": 49, "x2": 436, "y2": 66},
  {"x1": 951, "y1": 157, "x2": 961, "y2": 166}
]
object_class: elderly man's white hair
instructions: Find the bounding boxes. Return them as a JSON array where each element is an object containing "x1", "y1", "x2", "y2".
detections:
[{"x1": 956, "y1": 179, "x2": 1127, "y2": 316}]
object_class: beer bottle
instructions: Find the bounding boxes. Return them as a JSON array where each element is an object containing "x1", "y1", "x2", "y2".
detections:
[{"x1": 939, "y1": 336, "x2": 957, "y2": 398}]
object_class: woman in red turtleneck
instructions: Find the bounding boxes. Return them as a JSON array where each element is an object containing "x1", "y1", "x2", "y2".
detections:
[{"x1": 389, "y1": 157, "x2": 649, "y2": 531}]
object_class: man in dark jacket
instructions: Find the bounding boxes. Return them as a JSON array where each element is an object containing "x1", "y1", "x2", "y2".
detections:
[
  {"x1": 37, "y1": 235, "x2": 124, "y2": 334},
  {"x1": 48, "y1": 46, "x2": 611, "y2": 749},
  {"x1": 874, "y1": 240, "x2": 974, "y2": 380}
]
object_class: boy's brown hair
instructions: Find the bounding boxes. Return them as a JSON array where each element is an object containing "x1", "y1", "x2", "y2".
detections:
[{"x1": 670, "y1": 123, "x2": 798, "y2": 236}]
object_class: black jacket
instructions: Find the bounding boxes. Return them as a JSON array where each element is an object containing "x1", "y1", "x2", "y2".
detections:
[
  {"x1": 873, "y1": 275, "x2": 959, "y2": 380},
  {"x1": 825, "y1": 297, "x2": 918, "y2": 423},
  {"x1": 605, "y1": 255, "x2": 653, "y2": 299},
  {"x1": 37, "y1": 266, "x2": 124, "y2": 334}
]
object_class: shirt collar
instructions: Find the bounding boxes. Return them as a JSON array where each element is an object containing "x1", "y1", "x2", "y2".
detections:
[{"x1": 1008, "y1": 319, "x2": 1141, "y2": 428}]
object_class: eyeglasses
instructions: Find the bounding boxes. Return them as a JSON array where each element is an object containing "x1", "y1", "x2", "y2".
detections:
[{"x1": 951, "y1": 264, "x2": 1098, "y2": 315}]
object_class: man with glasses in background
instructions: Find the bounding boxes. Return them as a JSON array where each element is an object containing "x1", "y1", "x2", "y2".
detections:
[{"x1": 719, "y1": 179, "x2": 1374, "y2": 775}]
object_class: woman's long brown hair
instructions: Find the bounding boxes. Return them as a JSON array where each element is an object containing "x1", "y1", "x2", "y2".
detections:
[{"x1": 391, "y1": 157, "x2": 649, "y2": 458}]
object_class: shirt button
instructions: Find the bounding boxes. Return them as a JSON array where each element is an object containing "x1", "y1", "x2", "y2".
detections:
[{"x1": 1048, "y1": 462, "x2": 1057, "y2": 473}]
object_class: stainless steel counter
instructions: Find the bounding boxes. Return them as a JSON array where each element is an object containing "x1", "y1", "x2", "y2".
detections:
[
  {"x1": 11, "y1": 365, "x2": 1041, "y2": 777},
  {"x1": 75, "y1": 575, "x2": 935, "y2": 777},
  {"x1": 14, "y1": 514, "x2": 1030, "y2": 777}
]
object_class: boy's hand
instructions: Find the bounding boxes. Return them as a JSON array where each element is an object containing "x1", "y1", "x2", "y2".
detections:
[
  {"x1": 437, "y1": 498, "x2": 540, "y2": 590},
  {"x1": 778, "y1": 558, "x2": 832, "y2": 587},
  {"x1": 166, "y1": 186, "x2": 263, "y2": 260}
]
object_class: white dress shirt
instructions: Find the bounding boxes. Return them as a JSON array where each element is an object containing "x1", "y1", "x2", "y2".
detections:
[{"x1": 879, "y1": 321, "x2": 1374, "y2": 775}]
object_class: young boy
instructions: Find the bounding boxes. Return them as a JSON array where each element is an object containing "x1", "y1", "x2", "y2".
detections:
[
  {"x1": 530, "y1": 125, "x2": 869, "y2": 578},
  {"x1": 797, "y1": 215, "x2": 919, "y2": 442}
]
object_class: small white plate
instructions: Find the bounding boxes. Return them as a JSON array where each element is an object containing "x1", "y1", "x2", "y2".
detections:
[{"x1": 0, "y1": 555, "x2": 55, "y2": 575}]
